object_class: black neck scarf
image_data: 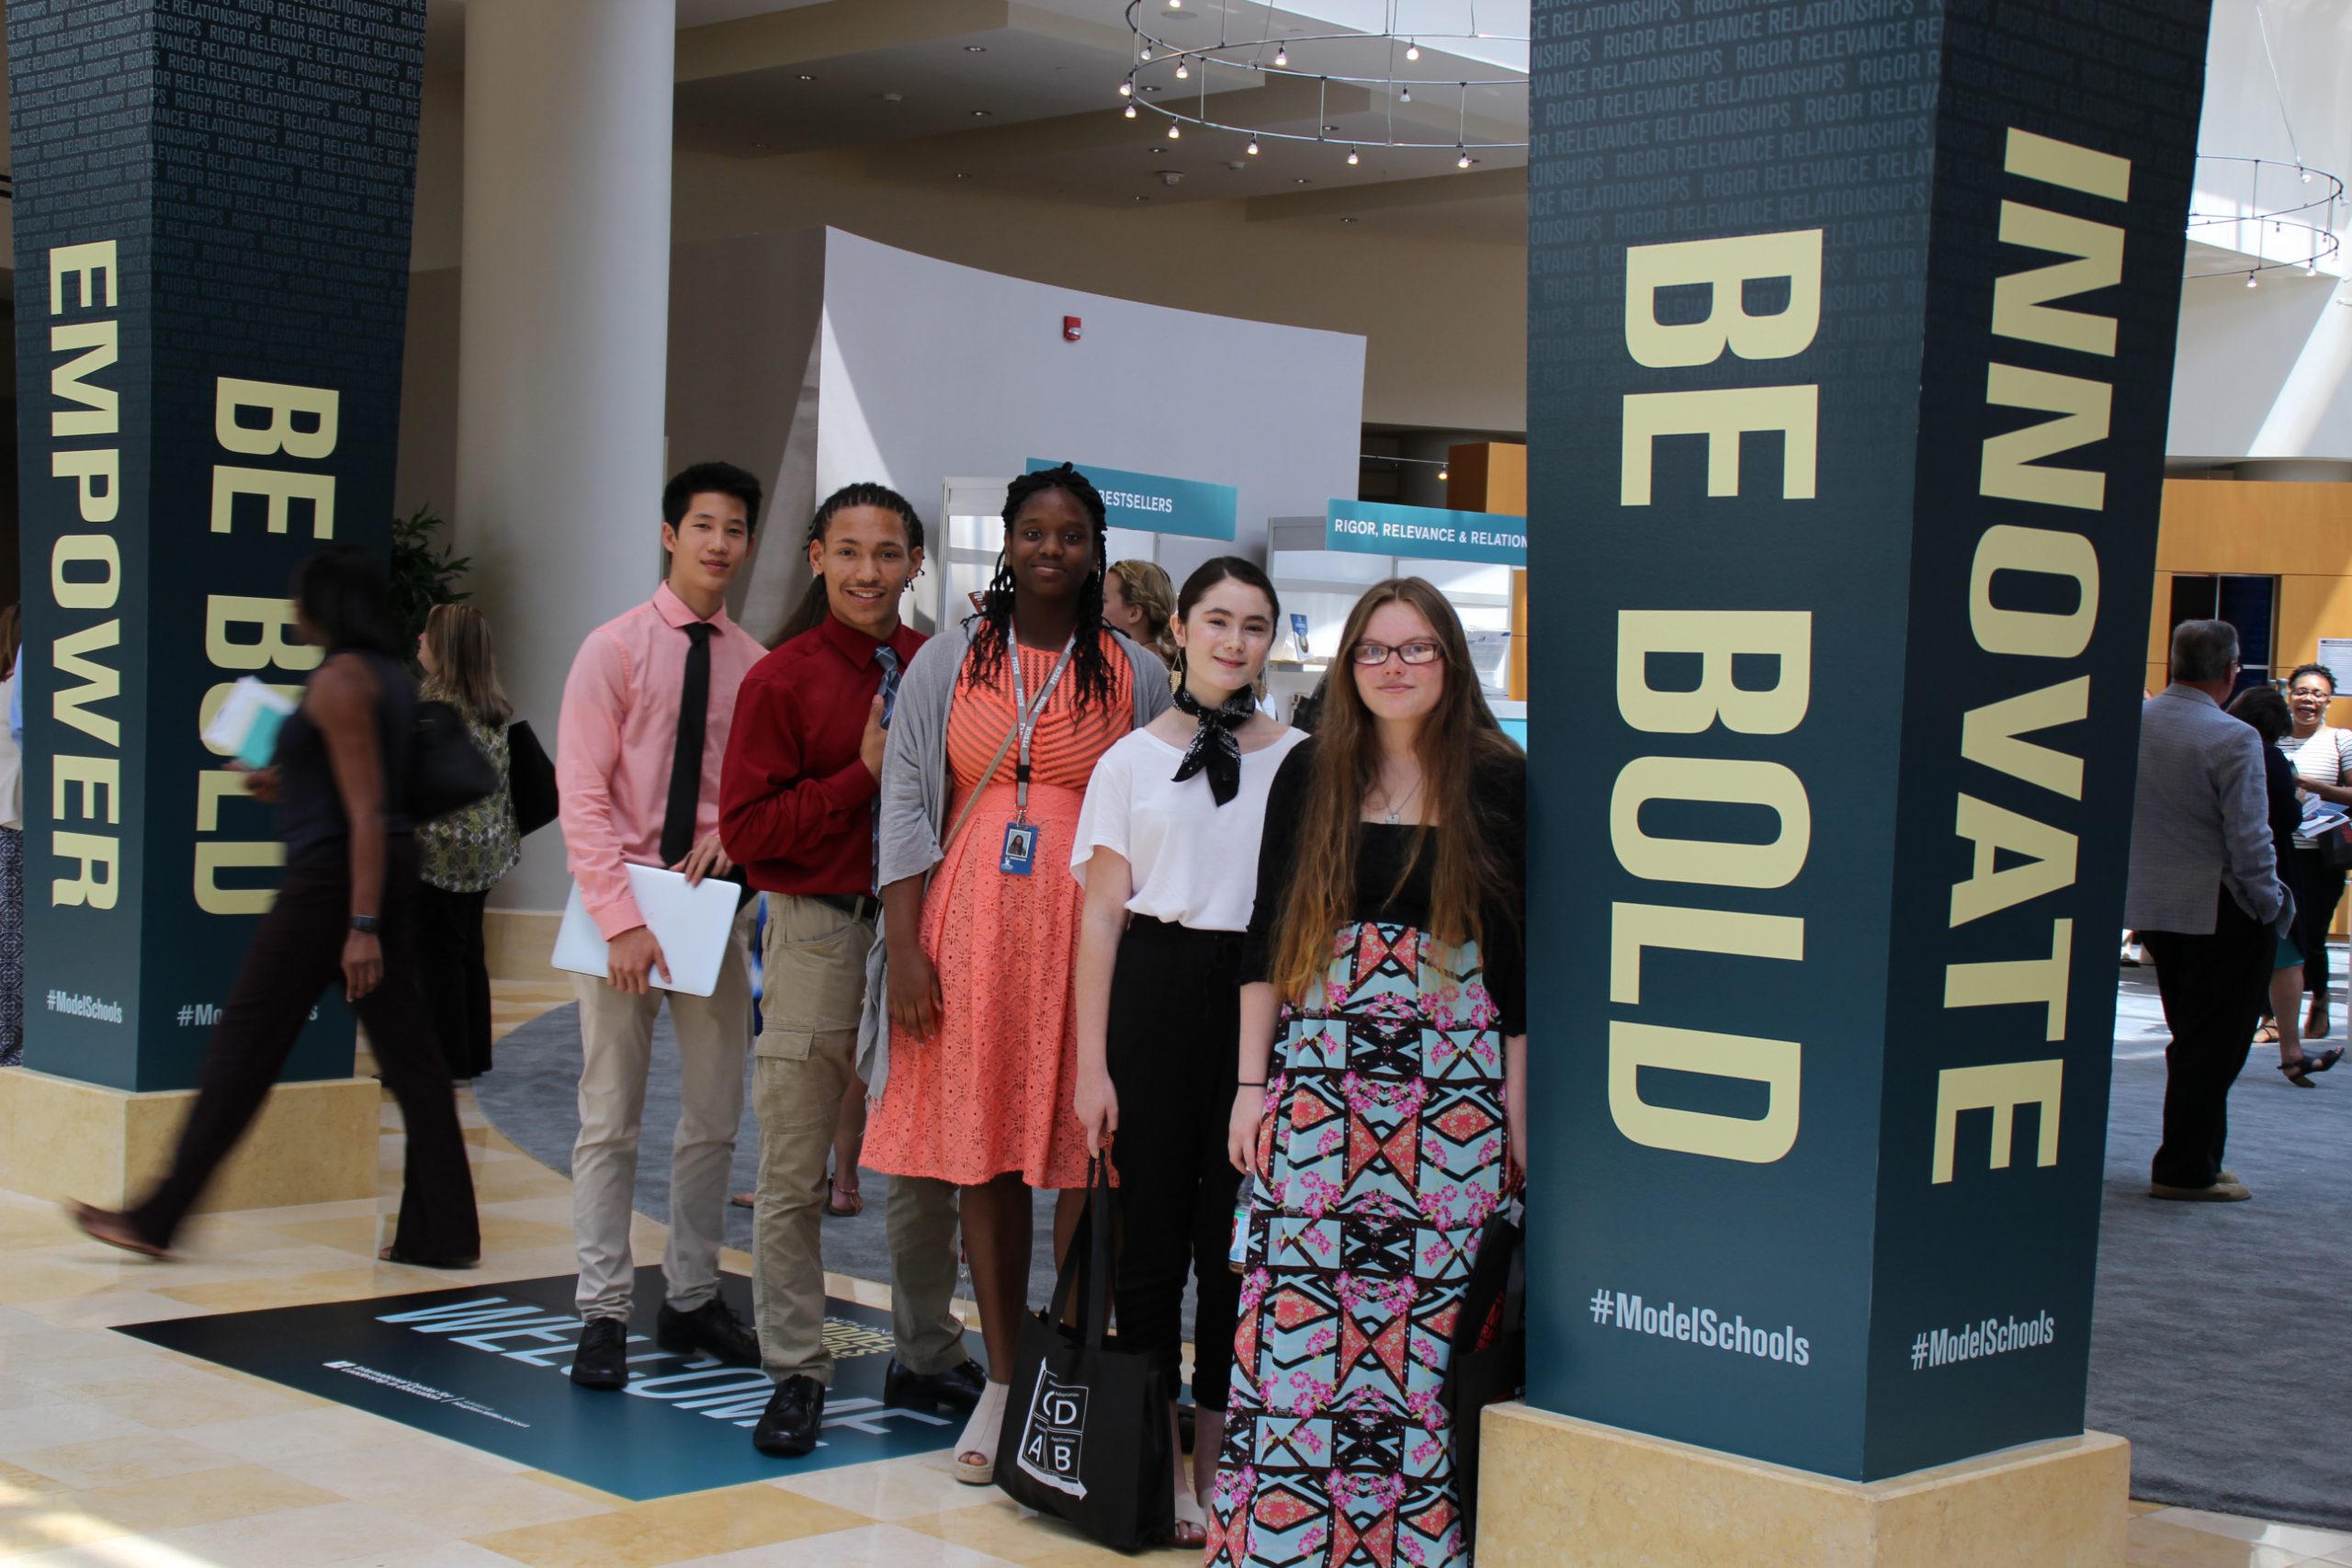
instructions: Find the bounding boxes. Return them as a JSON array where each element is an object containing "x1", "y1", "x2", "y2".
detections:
[{"x1": 1170, "y1": 678, "x2": 1261, "y2": 806}]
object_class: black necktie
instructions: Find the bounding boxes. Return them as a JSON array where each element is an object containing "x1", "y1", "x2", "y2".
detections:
[{"x1": 661, "y1": 622, "x2": 715, "y2": 866}]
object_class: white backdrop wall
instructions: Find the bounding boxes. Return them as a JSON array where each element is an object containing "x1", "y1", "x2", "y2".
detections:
[{"x1": 812, "y1": 229, "x2": 1365, "y2": 590}]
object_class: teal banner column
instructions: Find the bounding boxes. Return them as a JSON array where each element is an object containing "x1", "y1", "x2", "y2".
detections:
[
  {"x1": 1525, "y1": 1, "x2": 2211, "y2": 1479},
  {"x1": 9, "y1": 0, "x2": 427, "y2": 1090}
]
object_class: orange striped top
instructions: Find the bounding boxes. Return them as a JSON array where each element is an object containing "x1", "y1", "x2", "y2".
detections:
[{"x1": 947, "y1": 630, "x2": 1135, "y2": 797}]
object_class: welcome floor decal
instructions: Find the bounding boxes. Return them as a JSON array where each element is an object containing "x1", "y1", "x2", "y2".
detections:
[{"x1": 119, "y1": 1269, "x2": 967, "y2": 1500}]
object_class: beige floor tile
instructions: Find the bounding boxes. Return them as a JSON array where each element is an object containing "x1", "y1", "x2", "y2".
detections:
[
  {"x1": 0, "y1": 1308, "x2": 62, "y2": 1337},
  {"x1": 15, "y1": 1351, "x2": 323, "y2": 1427},
  {"x1": 46, "y1": 1461, "x2": 344, "y2": 1536},
  {"x1": 269, "y1": 1433, "x2": 582, "y2": 1507},
  {"x1": 2134, "y1": 1499, "x2": 2176, "y2": 1515},
  {"x1": 0, "y1": 1403, "x2": 148, "y2": 1457},
  {"x1": 2125, "y1": 1515, "x2": 2309, "y2": 1568},
  {"x1": 2145, "y1": 1507, "x2": 2352, "y2": 1558},
  {"x1": 326, "y1": 1473, "x2": 609, "y2": 1538},
  {"x1": 0, "y1": 1500, "x2": 123, "y2": 1558},
  {"x1": 517, "y1": 1470, "x2": 629, "y2": 1506},
  {"x1": 175, "y1": 1404, "x2": 422, "y2": 1468},
  {"x1": 469, "y1": 1483, "x2": 867, "y2": 1568},
  {"x1": 769, "y1": 1454, "x2": 993, "y2": 1524},
  {"x1": 894, "y1": 1501, "x2": 1131, "y2": 1567},
  {"x1": 667, "y1": 1522, "x2": 1028, "y2": 1567},
  {"x1": 322, "y1": 1544, "x2": 539, "y2": 1568},
  {"x1": 5, "y1": 1290, "x2": 209, "y2": 1329},
  {"x1": 6, "y1": 1429, "x2": 246, "y2": 1490},
  {"x1": 0, "y1": 1376, "x2": 65, "y2": 1412},
  {"x1": 152, "y1": 1497, "x2": 461, "y2": 1565},
  {"x1": 157, "y1": 1263, "x2": 463, "y2": 1312},
  {"x1": 0, "y1": 1457, "x2": 74, "y2": 1497}
]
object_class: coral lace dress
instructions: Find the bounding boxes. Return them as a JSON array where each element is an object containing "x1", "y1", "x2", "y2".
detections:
[{"x1": 863, "y1": 632, "x2": 1135, "y2": 1190}]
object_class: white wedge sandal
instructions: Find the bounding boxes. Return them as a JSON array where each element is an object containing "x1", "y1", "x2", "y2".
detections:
[{"x1": 955, "y1": 1380, "x2": 1011, "y2": 1484}]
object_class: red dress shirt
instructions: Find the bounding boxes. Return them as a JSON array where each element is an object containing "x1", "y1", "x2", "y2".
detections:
[{"x1": 719, "y1": 612, "x2": 927, "y2": 897}]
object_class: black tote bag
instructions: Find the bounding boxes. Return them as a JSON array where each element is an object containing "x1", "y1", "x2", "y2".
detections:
[
  {"x1": 1442, "y1": 1199, "x2": 1526, "y2": 1548},
  {"x1": 408, "y1": 700, "x2": 499, "y2": 826},
  {"x1": 993, "y1": 1158, "x2": 1173, "y2": 1550},
  {"x1": 506, "y1": 718, "x2": 559, "y2": 837}
]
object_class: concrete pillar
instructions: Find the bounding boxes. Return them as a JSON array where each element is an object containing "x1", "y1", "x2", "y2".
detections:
[{"x1": 457, "y1": 0, "x2": 677, "y2": 917}]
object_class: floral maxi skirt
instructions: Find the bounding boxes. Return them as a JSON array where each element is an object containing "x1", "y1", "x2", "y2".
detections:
[{"x1": 1208, "y1": 920, "x2": 1509, "y2": 1568}]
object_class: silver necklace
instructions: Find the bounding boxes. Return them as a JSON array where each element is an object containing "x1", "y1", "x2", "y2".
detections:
[{"x1": 1377, "y1": 774, "x2": 1424, "y2": 826}]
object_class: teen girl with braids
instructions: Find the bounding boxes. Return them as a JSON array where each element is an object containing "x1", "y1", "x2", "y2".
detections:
[
  {"x1": 1071, "y1": 557, "x2": 1303, "y2": 1546},
  {"x1": 860, "y1": 464, "x2": 1172, "y2": 1483},
  {"x1": 720, "y1": 483, "x2": 984, "y2": 1460},
  {"x1": 1208, "y1": 577, "x2": 1526, "y2": 1568}
]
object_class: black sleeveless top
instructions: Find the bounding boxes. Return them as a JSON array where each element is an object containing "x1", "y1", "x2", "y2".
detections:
[{"x1": 274, "y1": 648, "x2": 416, "y2": 868}]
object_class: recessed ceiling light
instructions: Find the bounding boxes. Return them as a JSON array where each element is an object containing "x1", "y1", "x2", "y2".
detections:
[
  {"x1": 1135, "y1": 194, "x2": 1150, "y2": 200},
  {"x1": 956, "y1": 173, "x2": 970, "y2": 179},
  {"x1": 1340, "y1": 217, "x2": 1356, "y2": 223},
  {"x1": 970, "y1": 108, "x2": 993, "y2": 117},
  {"x1": 1150, "y1": 145, "x2": 1166, "y2": 152},
  {"x1": 879, "y1": 92, "x2": 903, "y2": 102},
  {"x1": 1323, "y1": 124, "x2": 1339, "y2": 133},
  {"x1": 752, "y1": 141, "x2": 768, "y2": 149},
  {"x1": 1140, "y1": 85, "x2": 1162, "y2": 94},
  {"x1": 964, "y1": 45, "x2": 987, "y2": 52},
  {"x1": 797, "y1": 73, "x2": 815, "y2": 81},
  {"x1": 1295, "y1": 177, "x2": 1311, "y2": 184}
]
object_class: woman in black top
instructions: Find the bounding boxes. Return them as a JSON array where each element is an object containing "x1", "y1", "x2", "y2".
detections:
[
  {"x1": 73, "y1": 547, "x2": 481, "y2": 1264},
  {"x1": 2228, "y1": 685, "x2": 2342, "y2": 1086},
  {"x1": 1208, "y1": 578, "x2": 1525, "y2": 1568}
]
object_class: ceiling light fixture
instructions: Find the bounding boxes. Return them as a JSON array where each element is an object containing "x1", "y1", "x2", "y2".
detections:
[
  {"x1": 1346, "y1": 146, "x2": 1359, "y2": 165},
  {"x1": 2184, "y1": 155, "x2": 2344, "y2": 283},
  {"x1": 1456, "y1": 145, "x2": 1470, "y2": 167},
  {"x1": 1438, "y1": 466, "x2": 1449, "y2": 480},
  {"x1": 1125, "y1": 103, "x2": 1137, "y2": 118},
  {"x1": 1127, "y1": 2, "x2": 1527, "y2": 164},
  {"x1": 797, "y1": 73, "x2": 815, "y2": 81},
  {"x1": 1119, "y1": 80, "x2": 1133, "y2": 96},
  {"x1": 2247, "y1": 271, "x2": 2259, "y2": 288},
  {"x1": 1168, "y1": 121, "x2": 1181, "y2": 139},
  {"x1": 1247, "y1": 136, "x2": 1260, "y2": 154},
  {"x1": 971, "y1": 108, "x2": 993, "y2": 117},
  {"x1": 965, "y1": 44, "x2": 987, "y2": 52}
]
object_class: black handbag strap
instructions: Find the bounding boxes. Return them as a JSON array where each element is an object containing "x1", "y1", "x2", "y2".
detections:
[{"x1": 1045, "y1": 1156, "x2": 1117, "y2": 1348}]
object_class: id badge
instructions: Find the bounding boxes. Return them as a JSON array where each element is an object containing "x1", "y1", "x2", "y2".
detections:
[{"x1": 999, "y1": 820, "x2": 1040, "y2": 877}]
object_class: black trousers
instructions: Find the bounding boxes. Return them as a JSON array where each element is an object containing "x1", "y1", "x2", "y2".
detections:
[
  {"x1": 2143, "y1": 886, "x2": 2275, "y2": 1190},
  {"x1": 415, "y1": 883, "x2": 492, "y2": 1078},
  {"x1": 129, "y1": 838, "x2": 481, "y2": 1260},
  {"x1": 2291, "y1": 846, "x2": 2344, "y2": 996},
  {"x1": 1106, "y1": 917, "x2": 1244, "y2": 1412}
]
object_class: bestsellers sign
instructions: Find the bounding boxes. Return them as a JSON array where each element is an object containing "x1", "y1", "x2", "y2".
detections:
[
  {"x1": 1325, "y1": 500, "x2": 1528, "y2": 567},
  {"x1": 1027, "y1": 457, "x2": 1238, "y2": 541}
]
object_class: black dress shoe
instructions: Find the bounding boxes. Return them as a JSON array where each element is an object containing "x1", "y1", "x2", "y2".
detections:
[
  {"x1": 657, "y1": 1296, "x2": 760, "y2": 1366},
  {"x1": 752, "y1": 1375, "x2": 826, "y2": 1457},
  {"x1": 884, "y1": 1356, "x2": 986, "y2": 1411},
  {"x1": 571, "y1": 1317, "x2": 629, "y2": 1389}
]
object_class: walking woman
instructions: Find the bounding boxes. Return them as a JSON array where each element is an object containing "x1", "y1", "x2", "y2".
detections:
[
  {"x1": 73, "y1": 546, "x2": 480, "y2": 1265},
  {"x1": 1106, "y1": 558, "x2": 1178, "y2": 666},
  {"x1": 0, "y1": 605, "x2": 22, "y2": 1068},
  {"x1": 1210, "y1": 577, "x2": 1525, "y2": 1568},
  {"x1": 862, "y1": 464, "x2": 1171, "y2": 1483},
  {"x1": 1071, "y1": 558, "x2": 1303, "y2": 1546},
  {"x1": 415, "y1": 604, "x2": 521, "y2": 1081},
  {"x1": 2282, "y1": 663, "x2": 2352, "y2": 1038},
  {"x1": 2231, "y1": 686, "x2": 2346, "y2": 1085}
]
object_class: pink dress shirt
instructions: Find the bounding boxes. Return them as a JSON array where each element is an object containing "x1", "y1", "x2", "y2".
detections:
[{"x1": 558, "y1": 582, "x2": 766, "y2": 939}]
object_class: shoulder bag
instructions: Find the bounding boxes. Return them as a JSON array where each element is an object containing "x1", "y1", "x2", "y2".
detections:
[
  {"x1": 507, "y1": 718, "x2": 559, "y2": 837},
  {"x1": 409, "y1": 700, "x2": 499, "y2": 826}
]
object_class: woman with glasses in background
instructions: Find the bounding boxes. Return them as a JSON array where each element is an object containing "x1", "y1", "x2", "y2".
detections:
[
  {"x1": 1209, "y1": 577, "x2": 1526, "y2": 1568},
  {"x1": 2281, "y1": 663, "x2": 2352, "y2": 1039}
]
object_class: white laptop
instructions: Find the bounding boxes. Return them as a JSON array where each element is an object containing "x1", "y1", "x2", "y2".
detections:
[{"x1": 551, "y1": 863, "x2": 741, "y2": 998}]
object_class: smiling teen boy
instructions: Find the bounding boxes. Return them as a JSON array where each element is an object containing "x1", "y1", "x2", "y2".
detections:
[
  {"x1": 557, "y1": 461, "x2": 768, "y2": 1390},
  {"x1": 718, "y1": 484, "x2": 984, "y2": 1457}
]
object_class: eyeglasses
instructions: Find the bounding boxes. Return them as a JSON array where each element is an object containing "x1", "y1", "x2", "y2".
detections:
[{"x1": 1351, "y1": 639, "x2": 1442, "y2": 667}]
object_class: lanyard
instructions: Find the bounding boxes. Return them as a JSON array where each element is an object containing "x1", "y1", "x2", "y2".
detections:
[{"x1": 1007, "y1": 634, "x2": 1078, "y2": 823}]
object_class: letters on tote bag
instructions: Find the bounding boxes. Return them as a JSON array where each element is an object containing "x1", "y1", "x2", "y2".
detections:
[{"x1": 993, "y1": 1158, "x2": 1173, "y2": 1549}]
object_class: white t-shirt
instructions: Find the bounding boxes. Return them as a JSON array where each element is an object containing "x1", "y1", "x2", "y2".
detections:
[
  {"x1": 1071, "y1": 724, "x2": 1307, "y2": 931},
  {"x1": 2281, "y1": 726, "x2": 2352, "y2": 848}
]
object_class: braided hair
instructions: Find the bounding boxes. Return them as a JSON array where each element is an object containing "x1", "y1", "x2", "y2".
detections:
[
  {"x1": 965, "y1": 463, "x2": 1115, "y2": 712},
  {"x1": 775, "y1": 481, "x2": 927, "y2": 645}
]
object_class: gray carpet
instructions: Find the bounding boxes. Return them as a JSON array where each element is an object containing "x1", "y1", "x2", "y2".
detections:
[
  {"x1": 479, "y1": 977, "x2": 2349, "y2": 1527},
  {"x1": 2085, "y1": 966, "x2": 2349, "y2": 1530},
  {"x1": 474, "y1": 1001, "x2": 1064, "y2": 1308}
]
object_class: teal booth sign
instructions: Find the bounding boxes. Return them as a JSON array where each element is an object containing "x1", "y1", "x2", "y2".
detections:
[
  {"x1": 1025, "y1": 457, "x2": 1236, "y2": 540},
  {"x1": 1324, "y1": 500, "x2": 1526, "y2": 567}
]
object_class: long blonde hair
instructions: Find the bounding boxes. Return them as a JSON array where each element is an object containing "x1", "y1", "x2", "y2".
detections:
[
  {"x1": 1267, "y1": 578, "x2": 1516, "y2": 1007},
  {"x1": 420, "y1": 604, "x2": 512, "y2": 727},
  {"x1": 1110, "y1": 559, "x2": 1178, "y2": 663}
]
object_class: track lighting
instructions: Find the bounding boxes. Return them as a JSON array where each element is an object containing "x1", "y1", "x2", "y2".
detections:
[
  {"x1": 1406, "y1": 39, "x2": 1419, "y2": 60},
  {"x1": 1274, "y1": 43, "x2": 1288, "y2": 66},
  {"x1": 1399, "y1": 85, "x2": 1410, "y2": 102},
  {"x1": 1457, "y1": 146, "x2": 1470, "y2": 168},
  {"x1": 1247, "y1": 137, "x2": 1260, "y2": 154},
  {"x1": 1168, "y1": 121, "x2": 1180, "y2": 139},
  {"x1": 1346, "y1": 146, "x2": 1359, "y2": 165},
  {"x1": 2247, "y1": 271, "x2": 2259, "y2": 288},
  {"x1": 1176, "y1": 59, "x2": 1189, "y2": 79},
  {"x1": 1125, "y1": 103, "x2": 1137, "y2": 118},
  {"x1": 1120, "y1": 80, "x2": 1132, "y2": 96}
]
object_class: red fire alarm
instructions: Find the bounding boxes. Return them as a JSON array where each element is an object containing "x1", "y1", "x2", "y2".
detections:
[{"x1": 1063, "y1": 315, "x2": 1082, "y2": 342}]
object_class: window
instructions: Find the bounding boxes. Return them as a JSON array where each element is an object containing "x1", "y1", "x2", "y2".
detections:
[{"x1": 2168, "y1": 573, "x2": 2278, "y2": 694}]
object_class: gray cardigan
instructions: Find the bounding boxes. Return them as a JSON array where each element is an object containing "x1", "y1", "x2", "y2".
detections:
[
  {"x1": 2123, "y1": 683, "x2": 2289, "y2": 935},
  {"x1": 857, "y1": 616, "x2": 1171, "y2": 1095}
]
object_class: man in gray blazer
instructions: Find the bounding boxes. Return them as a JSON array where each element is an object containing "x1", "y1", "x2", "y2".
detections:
[{"x1": 2124, "y1": 618, "x2": 2291, "y2": 1201}]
